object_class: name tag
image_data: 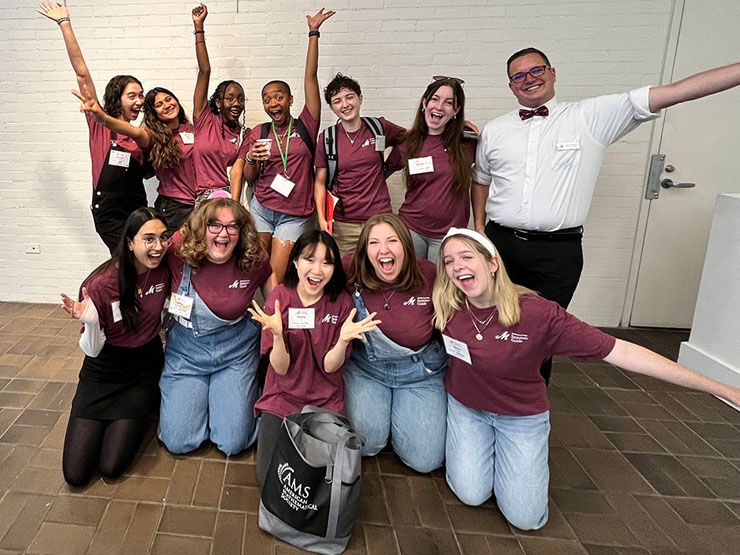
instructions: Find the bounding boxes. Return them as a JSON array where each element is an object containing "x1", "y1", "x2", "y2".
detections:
[
  {"x1": 111, "y1": 301, "x2": 122, "y2": 323},
  {"x1": 442, "y1": 334, "x2": 472, "y2": 365},
  {"x1": 179, "y1": 132, "x2": 195, "y2": 144},
  {"x1": 289, "y1": 308, "x2": 315, "y2": 329},
  {"x1": 108, "y1": 150, "x2": 131, "y2": 168},
  {"x1": 270, "y1": 174, "x2": 296, "y2": 197},
  {"x1": 408, "y1": 156, "x2": 434, "y2": 175},
  {"x1": 374, "y1": 135, "x2": 386, "y2": 151},
  {"x1": 168, "y1": 292, "x2": 194, "y2": 319},
  {"x1": 556, "y1": 141, "x2": 580, "y2": 151}
]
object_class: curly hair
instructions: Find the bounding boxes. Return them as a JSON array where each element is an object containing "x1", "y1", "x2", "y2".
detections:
[
  {"x1": 323, "y1": 73, "x2": 362, "y2": 105},
  {"x1": 102, "y1": 75, "x2": 142, "y2": 120},
  {"x1": 401, "y1": 78, "x2": 472, "y2": 196},
  {"x1": 347, "y1": 213, "x2": 424, "y2": 293},
  {"x1": 142, "y1": 87, "x2": 190, "y2": 171},
  {"x1": 178, "y1": 198, "x2": 265, "y2": 275}
]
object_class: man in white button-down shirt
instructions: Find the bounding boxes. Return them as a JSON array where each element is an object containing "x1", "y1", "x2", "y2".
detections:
[{"x1": 472, "y1": 47, "x2": 740, "y2": 383}]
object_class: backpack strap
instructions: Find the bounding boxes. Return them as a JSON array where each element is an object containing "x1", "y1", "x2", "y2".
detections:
[
  {"x1": 293, "y1": 117, "x2": 316, "y2": 160},
  {"x1": 258, "y1": 123, "x2": 270, "y2": 174},
  {"x1": 324, "y1": 124, "x2": 338, "y2": 192},
  {"x1": 362, "y1": 116, "x2": 386, "y2": 174}
]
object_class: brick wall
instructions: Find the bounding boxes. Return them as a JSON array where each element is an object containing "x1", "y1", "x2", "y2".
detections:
[{"x1": 0, "y1": 0, "x2": 677, "y2": 325}]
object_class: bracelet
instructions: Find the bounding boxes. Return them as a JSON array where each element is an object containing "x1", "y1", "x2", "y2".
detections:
[
  {"x1": 308, "y1": 30, "x2": 320, "y2": 38},
  {"x1": 195, "y1": 40, "x2": 206, "y2": 45},
  {"x1": 56, "y1": 17, "x2": 70, "y2": 25},
  {"x1": 245, "y1": 154, "x2": 257, "y2": 165},
  {"x1": 193, "y1": 29, "x2": 205, "y2": 35}
]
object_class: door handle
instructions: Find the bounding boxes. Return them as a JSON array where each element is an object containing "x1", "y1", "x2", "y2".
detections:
[{"x1": 660, "y1": 178, "x2": 696, "y2": 189}]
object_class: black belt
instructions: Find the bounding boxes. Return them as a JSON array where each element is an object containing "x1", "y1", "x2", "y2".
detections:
[{"x1": 488, "y1": 221, "x2": 583, "y2": 242}]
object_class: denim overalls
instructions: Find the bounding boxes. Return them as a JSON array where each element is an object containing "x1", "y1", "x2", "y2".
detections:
[
  {"x1": 158, "y1": 263, "x2": 260, "y2": 455},
  {"x1": 343, "y1": 287, "x2": 448, "y2": 472}
]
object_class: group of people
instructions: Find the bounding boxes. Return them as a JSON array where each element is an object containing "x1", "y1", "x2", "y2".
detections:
[{"x1": 42, "y1": 2, "x2": 740, "y2": 533}]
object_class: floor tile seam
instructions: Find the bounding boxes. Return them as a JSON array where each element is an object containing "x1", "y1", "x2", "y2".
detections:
[
  {"x1": 154, "y1": 530, "x2": 217, "y2": 540},
  {"x1": 566, "y1": 446, "x2": 659, "y2": 496},
  {"x1": 361, "y1": 522, "x2": 402, "y2": 555},
  {"x1": 632, "y1": 419, "x2": 724, "y2": 458}
]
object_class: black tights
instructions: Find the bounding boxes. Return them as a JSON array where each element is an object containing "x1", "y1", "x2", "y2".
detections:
[{"x1": 62, "y1": 416, "x2": 151, "y2": 487}]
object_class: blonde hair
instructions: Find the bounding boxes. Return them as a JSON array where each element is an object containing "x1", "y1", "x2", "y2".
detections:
[
  {"x1": 178, "y1": 198, "x2": 265, "y2": 274},
  {"x1": 432, "y1": 234, "x2": 534, "y2": 330}
]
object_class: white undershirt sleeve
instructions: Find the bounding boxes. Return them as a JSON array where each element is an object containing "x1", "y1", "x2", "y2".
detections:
[{"x1": 78, "y1": 298, "x2": 106, "y2": 357}]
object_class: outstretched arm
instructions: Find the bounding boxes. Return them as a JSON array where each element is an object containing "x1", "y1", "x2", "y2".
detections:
[
  {"x1": 604, "y1": 339, "x2": 740, "y2": 407},
  {"x1": 192, "y1": 3, "x2": 211, "y2": 119},
  {"x1": 37, "y1": 2, "x2": 97, "y2": 100},
  {"x1": 304, "y1": 8, "x2": 335, "y2": 120},
  {"x1": 649, "y1": 62, "x2": 740, "y2": 112},
  {"x1": 72, "y1": 86, "x2": 152, "y2": 149}
]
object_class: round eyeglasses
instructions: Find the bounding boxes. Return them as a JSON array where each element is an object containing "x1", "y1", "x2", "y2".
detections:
[{"x1": 136, "y1": 234, "x2": 171, "y2": 249}]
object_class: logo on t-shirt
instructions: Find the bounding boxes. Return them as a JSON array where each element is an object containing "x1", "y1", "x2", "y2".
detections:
[
  {"x1": 402, "y1": 296, "x2": 430, "y2": 307},
  {"x1": 495, "y1": 331, "x2": 529, "y2": 343},
  {"x1": 144, "y1": 283, "x2": 165, "y2": 296},
  {"x1": 361, "y1": 137, "x2": 376, "y2": 148},
  {"x1": 320, "y1": 313, "x2": 339, "y2": 324},
  {"x1": 228, "y1": 279, "x2": 251, "y2": 289}
]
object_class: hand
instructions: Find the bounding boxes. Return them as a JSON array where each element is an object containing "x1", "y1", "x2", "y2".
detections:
[
  {"x1": 71, "y1": 86, "x2": 105, "y2": 125},
  {"x1": 339, "y1": 308, "x2": 381, "y2": 343},
  {"x1": 249, "y1": 141, "x2": 270, "y2": 161},
  {"x1": 318, "y1": 218, "x2": 329, "y2": 232},
  {"x1": 463, "y1": 120, "x2": 480, "y2": 134},
  {"x1": 37, "y1": 1, "x2": 69, "y2": 23},
  {"x1": 192, "y1": 3, "x2": 207, "y2": 27},
  {"x1": 247, "y1": 299, "x2": 283, "y2": 337},
  {"x1": 474, "y1": 224, "x2": 486, "y2": 235},
  {"x1": 60, "y1": 287, "x2": 90, "y2": 320},
  {"x1": 306, "y1": 8, "x2": 335, "y2": 31}
]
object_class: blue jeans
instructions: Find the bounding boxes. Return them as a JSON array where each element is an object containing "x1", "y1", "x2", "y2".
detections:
[
  {"x1": 445, "y1": 394, "x2": 550, "y2": 530},
  {"x1": 344, "y1": 290, "x2": 447, "y2": 473},
  {"x1": 410, "y1": 229, "x2": 443, "y2": 264},
  {"x1": 249, "y1": 195, "x2": 309, "y2": 241}
]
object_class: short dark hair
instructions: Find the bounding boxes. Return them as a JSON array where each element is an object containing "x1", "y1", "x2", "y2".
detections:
[
  {"x1": 283, "y1": 230, "x2": 346, "y2": 301},
  {"x1": 261, "y1": 80, "x2": 292, "y2": 97},
  {"x1": 103, "y1": 75, "x2": 143, "y2": 119},
  {"x1": 323, "y1": 73, "x2": 362, "y2": 105},
  {"x1": 506, "y1": 47, "x2": 551, "y2": 76}
]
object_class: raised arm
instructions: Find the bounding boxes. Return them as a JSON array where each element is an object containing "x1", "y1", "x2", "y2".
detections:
[
  {"x1": 304, "y1": 8, "x2": 335, "y2": 120},
  {"x1": 72, "y1": 86, "x2": 152, "y2": 149},
  {"x1": 38, "y1": 2, "x2": 97, "y2": 100},
  {"x1": 649, "y1": 62, "x2": 740, "y2": 112},
  {"x1": 192, "y1": 3, "x2": 211, "y2": 118},
  {"x1": 604, "y1": 339, "x2": 740, "y2": 407}
]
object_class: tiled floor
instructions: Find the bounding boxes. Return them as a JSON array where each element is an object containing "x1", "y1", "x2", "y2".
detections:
[{"x1": 0, "y1": 301, "x2": 739, "y2": 554}]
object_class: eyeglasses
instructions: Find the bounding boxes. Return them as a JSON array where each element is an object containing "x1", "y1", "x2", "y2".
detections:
[
  {"x1": 433, "y1": 75, "x2": 465, "y2": 86},
  {"x1": 137, "y1": 234, "x2": 171, "y2": 249},
  {"x1": 509, "y1": 65, "x2": 550, "y2": 83},
  {"x1": 207, "y1": 222, "x2": 241, "y2": 236}
]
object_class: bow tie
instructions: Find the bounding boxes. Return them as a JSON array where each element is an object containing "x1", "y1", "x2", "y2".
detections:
[{"x1": 519, "y1": 106, "x2": 549, "y2": 120}]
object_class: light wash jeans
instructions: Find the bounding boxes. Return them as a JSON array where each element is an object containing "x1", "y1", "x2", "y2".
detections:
[
  {"x1": 410, "y1": 229, "x2": 443, "y2": 264},
  {"x1": 158, "y1": 264, "x2": 260, "y2": 455},
  {"x1": 344, "y1": 289, "x2": 448, "y2": 473},
  {"x1": 445, "y1": 394, "x2": 550, "y2": 530}
]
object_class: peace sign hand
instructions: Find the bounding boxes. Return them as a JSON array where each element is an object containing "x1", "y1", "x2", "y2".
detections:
[
  {"x1": 306, "y1": 8, "x2": 335, "y2": 31},
  {"x1": 339, "y1": 309, "x2": 381, "y2": 343},
  {"x1": 71, "y1": 84, "x2": 105, "y2": 124}
]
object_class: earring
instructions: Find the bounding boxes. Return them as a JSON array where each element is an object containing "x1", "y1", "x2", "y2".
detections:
[
  {"x1": 421, "y1": 107, "x2": 425, "y2": 113},
  {"x1": 452, "y1": 115, "x2": 457, "y2": 120}
]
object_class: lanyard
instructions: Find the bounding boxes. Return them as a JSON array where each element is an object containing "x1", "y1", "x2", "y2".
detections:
[{"x1": 272, "y1": 118, "x2": 292, "y2": 177}]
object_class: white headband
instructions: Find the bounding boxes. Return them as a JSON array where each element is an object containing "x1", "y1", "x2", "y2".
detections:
[{"x1": 443, "y1": 227, "x2": 497, "y2": 258}]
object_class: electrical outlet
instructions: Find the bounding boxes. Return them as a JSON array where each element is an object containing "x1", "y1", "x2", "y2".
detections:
[{"x1": 25, "y1": 243, "x2": 41, "y2": 254}]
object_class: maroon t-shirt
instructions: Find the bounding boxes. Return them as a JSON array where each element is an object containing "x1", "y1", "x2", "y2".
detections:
[
  {"x1": 86, "y1": 113, "x2": 147, "y2": 190},
  {"x1": 193, "y1": 110, "x2": 246, "y2": 193},
  {"x1": 82, "y1": 263, "x2": 169, "y2": 348},
  {"x1": 315, "y1": 117, "x2": 404, "y2": 223},
  {"x1": 255, "y1": 285, "x2": 354, "y2": 418},
  {"x1": 155, "y1": 123, "x2": 197, "y2": 205},
  {"x1": 386, "y1": 136, "x2": 476, "y2": 238},
  {"x1": 443, "y1": 294, "x2": 616, "y2": 416},
  {"x1": 343, "y1": 255, "x2": 436, "y2": 350},
  {"x1": 239, "y1": 106, "x2": 319, "y2": 217},
  {"x1": 167, "y1": 234, "x2": 272, "y2": 320}
]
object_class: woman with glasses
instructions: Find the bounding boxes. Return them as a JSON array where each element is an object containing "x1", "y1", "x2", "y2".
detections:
[
  {"x1": 385, "y1": 76, "x2": 477, "y2": 264},
  {"x1": 158, "y1": 198, "x2": 277, "y2": 455},
  {"x1": 59, "y1": 208, "x2": 171, "y2": 486}
]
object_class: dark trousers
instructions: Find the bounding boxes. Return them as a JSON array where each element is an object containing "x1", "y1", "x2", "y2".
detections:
[
  {"x1": 485, "y1": 222, "x2": 584, "y2": 384},
  {"x1": 154, "y1": 195, "x2": 195, "y2": 235}
]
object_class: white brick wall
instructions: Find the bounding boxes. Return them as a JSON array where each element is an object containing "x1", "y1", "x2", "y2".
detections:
[{"x1": 0, "y1": 0, "x2": 678, "y2": 326}]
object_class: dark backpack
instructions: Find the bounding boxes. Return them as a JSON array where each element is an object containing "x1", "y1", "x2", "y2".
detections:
[
  {"x1": 323, "y1": 117, "x2": 385, "y2": 192},
  {"x1": 259, "y1": 118, "x2": 316, "y2": 175}
]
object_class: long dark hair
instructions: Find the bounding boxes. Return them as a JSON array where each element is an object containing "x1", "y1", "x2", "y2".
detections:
[
  {"x1": 209, "y1": 80, "x2": 246, "y2": 137},
  {"x1": 102, "y1": 75, "x2": 142, "y2": 120},
  {"x1": 283, "y1": 230, "x2": 346, "y2": 301},
  {"x1": 143, "y1": 87, "x2": 189, "y2": 171},
  {"x1": 83, "y1": 208, "x2": 168, "y2": 332},
  {"x1": 401, "y1": 78, "x2": 472, "y2": 196}
]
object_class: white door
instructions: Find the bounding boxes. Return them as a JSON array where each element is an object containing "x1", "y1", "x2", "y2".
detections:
[{"x1": 630, "y1": 0, "x2": 740, "y2": 328}]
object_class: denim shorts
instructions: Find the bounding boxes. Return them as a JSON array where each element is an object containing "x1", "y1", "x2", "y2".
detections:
[{"x1": 249, "y1": 195, "x2": 309, "y2": 242}]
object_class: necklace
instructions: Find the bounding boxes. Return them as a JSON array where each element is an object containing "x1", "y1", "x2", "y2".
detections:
[
  {"x1": 344, "y1": 126, "x2": 361, "y2": 145},
  {"x1": 380, "y1": 288, "x2": 396, "y2": 311},
  {"x1": 137, "y1": 269, "x2": 151, "y2": 298},
  {"x1": 465, "y1": 298, "x2": 496, "y2": 341}
]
